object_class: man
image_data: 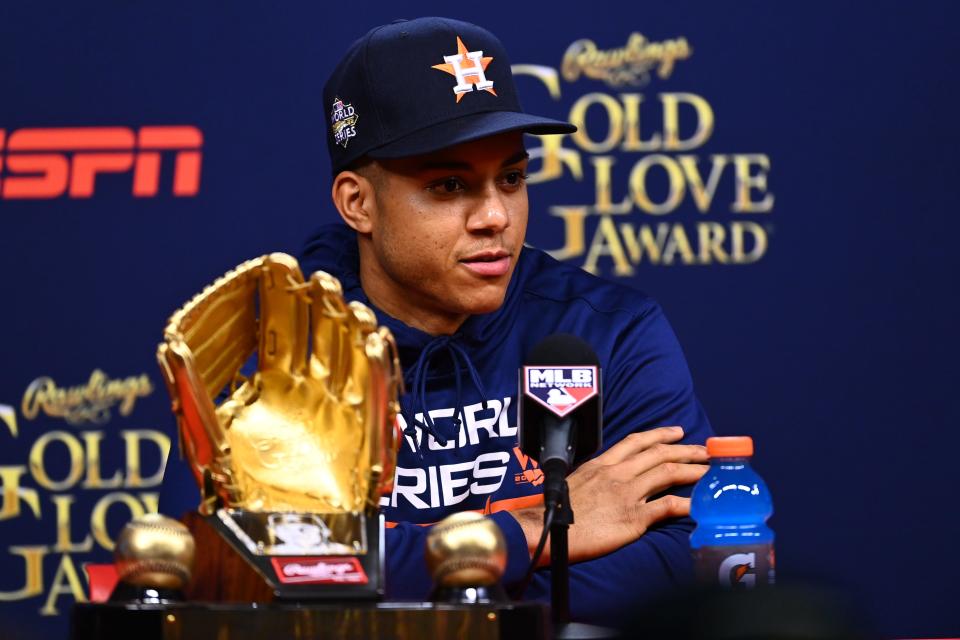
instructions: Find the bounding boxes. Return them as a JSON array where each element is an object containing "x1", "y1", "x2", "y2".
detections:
[{"x1": 297, "y1": 17, "x2": 713, "y2": 625}]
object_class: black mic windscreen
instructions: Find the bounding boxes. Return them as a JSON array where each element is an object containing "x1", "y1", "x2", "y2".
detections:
[
  {"x1": 525, "y1": 333, "x2": 600, "y2": 367},
  {"x1": 520, "y1": 334, "x2": 602, "y2": 466}
]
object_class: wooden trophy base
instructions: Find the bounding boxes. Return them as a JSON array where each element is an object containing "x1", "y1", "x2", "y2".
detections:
[
  {"x1": 72, "y1": 601, "x2": 551, "y2": 640},
  {"x1": 181, "y1": 510, "x2": 383, "y2": 602},
  {"x1": 182, "y1": 511, "x2": 273, "y2": 602}
]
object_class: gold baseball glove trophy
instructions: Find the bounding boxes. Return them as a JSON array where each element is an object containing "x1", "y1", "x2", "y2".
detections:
[{"x1": 156, "y1": 253, "x2": 401, "y2": 600}]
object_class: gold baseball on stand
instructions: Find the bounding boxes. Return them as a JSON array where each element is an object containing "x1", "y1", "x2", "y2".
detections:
[
  {"x1": 114, "y1": 513, "x2": 196, "y2": 590},
  {"x1": 426, "y1": 512, "x2": 507, "y2": 587}
]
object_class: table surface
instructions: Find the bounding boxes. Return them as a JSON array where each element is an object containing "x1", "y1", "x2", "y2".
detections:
[{"x1": 71, "y1": 600, "x2": 552, "y2": 640}]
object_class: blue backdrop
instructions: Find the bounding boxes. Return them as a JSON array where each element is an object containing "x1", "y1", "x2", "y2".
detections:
[{"x1": 1, "y1": 2, "x2": 958, "y2": 637}]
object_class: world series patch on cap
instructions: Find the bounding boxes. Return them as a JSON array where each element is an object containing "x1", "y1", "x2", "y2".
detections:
[{"x1": 323, "y1": 17, "x2": 576, "y2": 173}]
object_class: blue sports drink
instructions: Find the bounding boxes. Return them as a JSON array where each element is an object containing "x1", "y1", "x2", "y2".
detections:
[{"x1": 690, "y1": 436, "x2": 775, "y2": 588}]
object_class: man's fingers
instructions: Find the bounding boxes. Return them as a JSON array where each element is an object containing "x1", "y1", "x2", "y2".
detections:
[
  {"x1": 614, "y1": 443, "x2": 709, "y2": 480},
  {"x1": 634, "y1": 462, "x2": 709, "y2": 503},
  {"x1": 259, "y1": 254, "x2": 308, "y2": 375},
  {"x1": 596, "y1": 426, "x2": 686, "y2": 465},
  {"x1": 639, "y1": 494, "x2": 691, "y2": 529}
]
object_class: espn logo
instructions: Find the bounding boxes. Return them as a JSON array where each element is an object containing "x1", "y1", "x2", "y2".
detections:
[{"x1": 0, "y1": 126, "x2": 202, "y2": 199}]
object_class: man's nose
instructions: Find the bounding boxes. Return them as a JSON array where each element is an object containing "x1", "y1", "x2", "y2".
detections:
[{"x1": 466, "y1": 186, "x2": 510, "y2": 233}]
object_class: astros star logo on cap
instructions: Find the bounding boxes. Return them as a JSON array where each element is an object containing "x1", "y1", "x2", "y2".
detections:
[{"x1": 431, "y1": 36, "x2": 497, "y2": 103}]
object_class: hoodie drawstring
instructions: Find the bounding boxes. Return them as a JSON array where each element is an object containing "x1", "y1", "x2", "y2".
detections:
[{"x1": 401, "y1": 335, "x2": 488, "y2": 459}]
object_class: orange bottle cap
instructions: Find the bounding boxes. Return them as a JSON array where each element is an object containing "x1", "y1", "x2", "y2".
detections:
[{"x1": 706, "y1": 436, "x2": 754, "y2": 458}]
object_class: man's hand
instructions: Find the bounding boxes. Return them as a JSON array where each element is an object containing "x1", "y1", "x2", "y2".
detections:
[{"x1": 509, "y1": 426, "x2": 708, "y2": 566}]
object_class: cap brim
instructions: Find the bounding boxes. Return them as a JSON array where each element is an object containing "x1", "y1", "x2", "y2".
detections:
[{"x1": 366, "y1": 111, "x2": 576, "y2": 159}]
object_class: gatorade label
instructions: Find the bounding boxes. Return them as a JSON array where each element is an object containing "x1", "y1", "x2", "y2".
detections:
[{"x1": 694, "y1": 544, "x2": 775, "y2": 589}]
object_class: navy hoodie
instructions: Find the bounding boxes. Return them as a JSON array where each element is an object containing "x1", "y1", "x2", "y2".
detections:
[{"x1": 297, "y1": 224, "x2": 714, "y2": 626}]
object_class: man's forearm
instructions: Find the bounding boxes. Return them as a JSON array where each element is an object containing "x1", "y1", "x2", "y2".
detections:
[
  {"x1": 504, "y1": 426, "x2": 706, "y2": 569},
  {"x1": 509, "y1": 507, "x2": 547, "y2": 565}
]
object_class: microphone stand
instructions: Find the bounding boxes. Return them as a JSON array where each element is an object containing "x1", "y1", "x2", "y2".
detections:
[
  {"x1": 549, "y1": 479, "x2": 573, "y2": 626},
  {"x1": 541, "y1": 461, "x2": 620, "y2": 640}
]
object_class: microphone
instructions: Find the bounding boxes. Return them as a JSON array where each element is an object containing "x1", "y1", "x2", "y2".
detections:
[
  {"x1": 517, "y1": 334, "x2": 609, "y2": 631},
  {"x1": 519, "y1": 334, "x2": 602, "y2": 508}
]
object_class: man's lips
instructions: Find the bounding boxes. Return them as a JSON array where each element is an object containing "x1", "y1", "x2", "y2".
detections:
[{"x1": 460, "y1": 250, "x2": 512, "y2": 277}]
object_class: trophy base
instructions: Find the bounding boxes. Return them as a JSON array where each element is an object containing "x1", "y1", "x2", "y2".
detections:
[
  {"x1": 182, "y1": 509, "x2": 384, "y2": 602},
  {"x1": 432, "y1": 584, "x2": 508, "y2": 604},
  {"x1": 72, "y1": 601, "x2": 551, "y2": 640},
  {"x1": 108, "y1": 582, "x2": 184, "y2": 604}
]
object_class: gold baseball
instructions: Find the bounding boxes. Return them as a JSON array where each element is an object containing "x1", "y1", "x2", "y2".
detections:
[
  {"x1": 425, "y1": 512, "x2": 507, "y2": 587},
  {"x1": 114, "y1": 513, "x2": 195, "y2": 590}
]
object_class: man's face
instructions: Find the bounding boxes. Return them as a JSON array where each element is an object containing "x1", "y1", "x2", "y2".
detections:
[{"x1": 355, "y1": 131, "x2": 529, "y2": 334}]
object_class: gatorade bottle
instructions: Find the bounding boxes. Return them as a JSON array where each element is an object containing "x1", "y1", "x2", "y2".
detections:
[{"x1": 690, "y1": 436, "x2": 775, "y2": 589}]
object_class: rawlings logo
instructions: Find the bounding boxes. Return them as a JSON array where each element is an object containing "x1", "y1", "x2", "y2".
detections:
[
  {"x1": 271, "y1": 557, "x2": 368, "y2": 585},
  {"x1": 561, "y1": 32, "x2": 692, "y2": 87},
  {"x1": 284, "y1": 562, "x2": 354, "y2": 578},
  {"x1": 21, "y1": 370, "x2": 154, "y2": 425}
]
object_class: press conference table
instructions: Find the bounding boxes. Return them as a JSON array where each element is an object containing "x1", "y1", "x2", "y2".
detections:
[{"x1": 71, "y1": 600, "x2": 550, "y2": 640}]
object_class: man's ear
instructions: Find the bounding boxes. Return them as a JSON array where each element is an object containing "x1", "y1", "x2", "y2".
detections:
[{"x1": 331, "y1": 169, "x2": 376, "y2": 234}]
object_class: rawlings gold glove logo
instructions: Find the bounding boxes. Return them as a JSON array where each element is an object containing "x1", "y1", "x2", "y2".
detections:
[
  {"x1": 513, "y1": 29, "x2": 774, "y2": 274},
  {"x1": 561, "y1": 32, "x2": 692, "y2": 88},
  {"x1": 21, "y1": 370, "x2": 153, "y2": 425}
]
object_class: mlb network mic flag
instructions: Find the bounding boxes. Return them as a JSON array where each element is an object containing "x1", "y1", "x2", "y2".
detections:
[{"x1": 523, "y1": 366, "x2": 599, "y2": 418}]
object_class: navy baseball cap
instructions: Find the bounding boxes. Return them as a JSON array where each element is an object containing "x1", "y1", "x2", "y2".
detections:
[{"x1": 324, "y1": 17, "x2": 576, "y2": 173}]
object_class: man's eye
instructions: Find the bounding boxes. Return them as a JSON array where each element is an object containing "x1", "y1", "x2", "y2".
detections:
[
  {"x1": 501, "y1": 171, "x2": 528, "y2": 187},
  {"x1": 429, "y1": 177, "x2": 465, "y2": 194}
]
